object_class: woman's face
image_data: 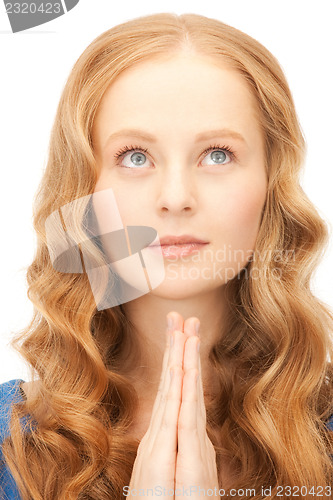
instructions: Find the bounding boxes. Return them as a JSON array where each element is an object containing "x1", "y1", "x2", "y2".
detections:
[{"x1": 91, "y1": 52, "x2": 267, "y2": 300}]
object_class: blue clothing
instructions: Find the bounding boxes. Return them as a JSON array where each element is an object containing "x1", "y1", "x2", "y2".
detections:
[
  {"x1": 0, "y1": 379, "x2": 28, "y2": 499},
  {"x1": 1, "y1": 379, "x2": 333, "y2": 499}
]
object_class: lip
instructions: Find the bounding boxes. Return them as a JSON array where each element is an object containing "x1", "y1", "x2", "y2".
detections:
[
  {"x1": 148, "y1": 235, "x2": 209, "y2": 258},
  {"x1": 150, "y1": 234, "x2": 209, "y2": 246},
  {"x1": 152, "y1": 242, "x2": 208, "y2": 258}
]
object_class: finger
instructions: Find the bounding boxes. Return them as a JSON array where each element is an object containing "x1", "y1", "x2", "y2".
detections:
[
  {"x1": 149, "y1": 312, "x2": 183, "y2": 422},
  {"x1": 178, "y1": 336, "x2": 201, "y2": 460},
  {"x1": 194, "y1": 330, "x2": 211, "y2": 459},
  {"x1": 149, "y1": 317, "x2": 172, "y2": 421},
  {"x1": 183, "y1": 317, "x2": 200, "y2": 339},
  {"x1": 190, "y1": 321, "x2": 205, "y2": 424},
  {"x1": 152, "y1": 363, "x2": 183, "y2": 457},
  {"x1": 197, "y1": 348, "x2": 207, "y2": 430},
  {"x1": 150, "y1": 330, "x2": 185, "y2": 455},
  {"x1": 183, "y1": 319, "x2": 206, "y2": 428},
  {"x1": 148, "y1": 329, "x2": 185, "y2": 443},
  {"x1": 168, "y1": 311, "x2": 184, "y2": 334},
  {"x1": 190, "y1": 325, "x2": 209, "y2": 455},
  {"x1": 182, "y1": 335, "x2": 200, "y2": 431}
]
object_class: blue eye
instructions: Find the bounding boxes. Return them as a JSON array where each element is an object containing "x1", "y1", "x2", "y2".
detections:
[
  {"x1": 113, "y1": 143, "x2": 236, "y2": 169},
  {"x1": 125, "y1": 151, "x2": 147, "y2": 167},
  {"x1": 203, "y1": 149, "x2": 229, "y2": 165},
  {"x1": 114, "y1": 145, "x2": 150, "y2": 169},
  {"x1": 201, "y1": 144, "x2": 236, "y2": 166}
]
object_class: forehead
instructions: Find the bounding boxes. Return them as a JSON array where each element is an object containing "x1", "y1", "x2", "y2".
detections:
[{"x1": 93, "y1": 53, "x2": 261, "y2": 144}]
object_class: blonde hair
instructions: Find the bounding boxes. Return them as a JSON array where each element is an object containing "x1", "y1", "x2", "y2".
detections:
[{"x1": 2, "y1": 12, "x2": 333, "y2": 499}]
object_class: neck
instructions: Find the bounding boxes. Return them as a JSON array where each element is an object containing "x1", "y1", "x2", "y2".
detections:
[{"x1": 121, "y1": 286, "x2": 228, "y2": 405}]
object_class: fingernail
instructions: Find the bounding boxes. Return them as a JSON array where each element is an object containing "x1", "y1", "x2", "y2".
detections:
[
  {"x1": 167, "y1": 315, "x2": 174, "y2": 332},
  {"x1": 197, "y1": 340, "x2": 201, "y2": 352},
  {"x1": 195, "y1": 321, "x2": 200, "y2": 335}
]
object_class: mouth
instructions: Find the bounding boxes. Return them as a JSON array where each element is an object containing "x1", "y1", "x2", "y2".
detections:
[
  {"x1": 150, "y1": 233, "x2": 209, "y2": 246},
  {"x1": 148, "y1": 237, "x2": 209, "y2": 258}
]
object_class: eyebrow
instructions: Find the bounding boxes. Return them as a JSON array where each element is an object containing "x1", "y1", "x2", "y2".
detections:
[{"x1": 104, "y1": 128, "x2": 247, "y2": 149}]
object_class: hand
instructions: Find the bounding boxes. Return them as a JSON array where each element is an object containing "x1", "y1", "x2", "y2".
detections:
[
  {"x1": 173, "y1": 313, "x2": 220, "y2": 498},
  {"x1": 127, "y1": 312, "x2": 221, "y2": 499},
  {"x1": 126, "y1": 313, "x2": 185, "y2": 498}
]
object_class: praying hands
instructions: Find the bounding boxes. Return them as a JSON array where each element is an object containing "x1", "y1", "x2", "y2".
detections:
[{"x1": 127, "y1": 311, "x2": 221, "y2": 498}]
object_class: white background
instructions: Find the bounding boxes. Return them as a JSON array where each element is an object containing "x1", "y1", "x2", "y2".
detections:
[{"x1": 0, "y1": 1, "x2": 332, "y2": 384}]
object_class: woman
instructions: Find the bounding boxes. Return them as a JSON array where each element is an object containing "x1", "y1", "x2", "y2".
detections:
[{"x1": 1, "y1": 12, "x2": 333, "y2": 499}]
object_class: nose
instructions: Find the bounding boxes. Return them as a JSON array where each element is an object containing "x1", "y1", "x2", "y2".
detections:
[{"x1": 156, "y1": 163, "x2": 197, "y2": 215}]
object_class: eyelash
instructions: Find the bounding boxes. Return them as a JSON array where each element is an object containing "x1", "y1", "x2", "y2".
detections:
[{"x1": 113, "y1": 143, "x2": 236, "y2": 168}]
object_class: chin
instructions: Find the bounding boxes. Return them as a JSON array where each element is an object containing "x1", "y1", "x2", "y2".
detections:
[{"x1": 148, "y1": 278, "x2": 218, "y2": 300}]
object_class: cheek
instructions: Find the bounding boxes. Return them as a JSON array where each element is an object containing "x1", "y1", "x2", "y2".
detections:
[
  {"x1": 93, "y1": 180, "x2": 144, "y2": 232},
  {"x1": 213, "y1": 181, "x2": 267, "y2": 250}
]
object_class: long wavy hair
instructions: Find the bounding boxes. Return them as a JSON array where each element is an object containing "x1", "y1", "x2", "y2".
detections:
[{"x1": 2, "y1": 12, "x2": 333, "y2": 499}]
